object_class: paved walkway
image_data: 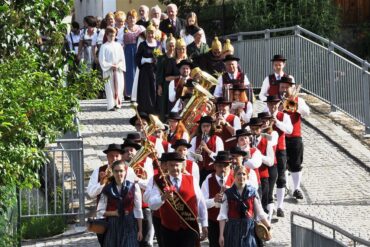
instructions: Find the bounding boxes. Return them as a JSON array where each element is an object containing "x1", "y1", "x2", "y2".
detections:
[{"x1": 22, "y1": 99, "x2": 370, "y2": 246}]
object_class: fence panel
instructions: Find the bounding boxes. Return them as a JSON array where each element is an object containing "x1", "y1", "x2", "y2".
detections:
[{"x1": 229, "y1": 26, "x2": 370, "y2": 134}]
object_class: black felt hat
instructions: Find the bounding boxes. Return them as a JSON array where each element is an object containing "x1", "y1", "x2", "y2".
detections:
[
  {"x1": 121, "y1": 139, "x2": 142, "y2": 150},
  {"x1": 184, "y1": 79, "x2": 195, "y2": 88},
  {"x1": 103, "y1": 143, "x2": 124, "y2": 154},
  {"x1": 271, "y1": 54, "x2": 287, "y2": 62},
  {"x1": 276, "y1": 76, "x2": 295, "y2": 84},
  {"x1": 125, "y1": 132, "x2": 142, "y2": 142},
  {"x1": 223, "y1": 54, "x2": 240, "y2": 62},
  {"x1": 246, "y1": 117, "x2": 263, "y2": 126},
  {"x1": 197, "y1": 116, "x2": 214, "y2": 124},
  {"x1": 213, "y1": 151, "x2": 232, "y2": 164},
  {"x1": 215, "y1": 97, "x2": 232, "y2": 105},
  {"x1": 258, "y1": 112, "x2": 273, "y2": 119},
  {"x1": 176, "y1": 59, "x2": 194, "y2": 69},
  {"x1": 264, "y1": 95, "x2": 281, "y2": 103},
  {"x1": 159, "y1": 152, "x2": 169, "y2": 162},
  {"x1": 188, "y1": 25, "x2": 201, "y2": 36},
  {"x1": 166, "y1": 152, "x2": 186, "y2": 161},
  {"x1": 171, "y1": 139, "x2": 192, "y2": 150},
  {"x1": 166, "y1": 111, "x2": 182, "y2": 121},
  {"x1": 232, "y1": 128, "x2": 252, "y2": 138},
  {"x1": 180, "y1": 92, "x2": 193, "y2": 100},
  {"x1": 129, "y1": 112, "x2": 150, "y2": 126},
  {"x1": 230, "y1": 146, "x2": 248, "y2": 157}
]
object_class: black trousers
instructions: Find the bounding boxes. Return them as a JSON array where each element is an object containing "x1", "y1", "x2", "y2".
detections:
[
  {"x1": 260, "y1": 177, "x2": 269, "y2": 212},
  {"x1": 275, "y1": 150, "x2": 287, "y2": 188},
  {"x1": 268, "y1": 165, "x2": 278, "y2": 204},
  {"x1": 208, "y1": 220, "x2": 220, "y2": 247},
  {"x1": 97, "y1": 233, "x2": 104, "y2": 247},
  {"x1": 140, "y1": 208, "x2": 153, "y2": 247},
  {"x1": 286, "y1": 137, "x2": 304, "y2": 172},
  {"x1": 161, "y1": 226, "x2": 198, "y2": 247},
  {"x1": 152, "y1": 214, "x2": 163, "y2": 247},
  {"x1": 199, "y1": 169, "x2": 213, "y2": 186}
]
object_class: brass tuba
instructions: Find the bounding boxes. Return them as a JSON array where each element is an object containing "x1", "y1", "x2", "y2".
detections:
[
  {"x1": 146, "y1": 114, "x2": 166, "y2": 137},
  {"x1": 283, "y1": 85, "x2": 301, "y2": 113},
  {"x1": 126, "y1": 139, "x2": 153, "y2": 180},
  {"x1": 180, "y1": 69, "x2": 217, "y2": 135}
]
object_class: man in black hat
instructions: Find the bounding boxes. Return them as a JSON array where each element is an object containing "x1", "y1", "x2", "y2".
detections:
[
  {"x1": 259, "y1": 54, "x2": 295, "y2": 102},
  {"x1": 87, "y1": 143, "x2": 137, "y2": 246},
  {"x1": 247, "y1": 117, "x2": 275, "y2": 213},
  {"x1": 168, "y1": 59, "x2": 193, "y2": 105},
  {"x1": 258, "y1": 111, "x2": 279, "y2": 222},
  {"x1": 171, "y1": 139, "x2": 200, "y2": 183},
  {"x1": 143, "y1": 153, "x2": 170, "y2": 247},
  {"x1": 264, "y1": 94, "x2": 293, "y2": 217},
  {"x1": 214, "y1": 54, "x2": 251, "y2": 98},
  {"x1": 189, "y1": 116, "x2": 225, "y2": 184},
  {"x1": 121, "y1": 138, "x2": 155, "y2": 247},
  {"x1": 214, "y1": 97, "x2": 241, "y2": 149},
  {"x1": 148, "y1": 152, "x2": 208, "y2": 247},
  {"x1": 129, "y1": 112, "x2": 165, "y2": 157},
  {"x1": 201, "y1": 151, "x2": 233, "y2": 247},
  {"x1": 278, "y1": 77, "x2": 310, "y2": 201}
]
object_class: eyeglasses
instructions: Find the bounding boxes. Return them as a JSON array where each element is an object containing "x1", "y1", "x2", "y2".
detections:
[{"x1": 113, "y1": 169, "x2": 125, "y2": 173}]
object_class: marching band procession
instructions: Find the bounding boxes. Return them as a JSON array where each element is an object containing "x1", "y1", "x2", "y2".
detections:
[{"x1": 77, "y1": 3, "x2": 311, "y2": 247}]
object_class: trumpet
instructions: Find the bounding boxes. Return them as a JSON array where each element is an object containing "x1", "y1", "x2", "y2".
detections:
[
  {"x1": 196, "y1": 132, "x2": 207, "y2": 154},
  {"x1": 282, "y1": 85, "x2": 301, "y2": 113}
]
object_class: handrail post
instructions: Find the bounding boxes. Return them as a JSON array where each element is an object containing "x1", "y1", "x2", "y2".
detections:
[
  {"x1": 294, "y1": 26, "x2": 301, "y2": 84},
  {"x1": 362, "y1": 61, "x2": 370, "y2": 135},
  {"x1": 328, "y1": 41, "x2": 337, "y2": 112},
  {"x1": 265, "y1": 29, "x2": 271, "y2": 77},
  {"x1": 237, "y1": 33, "x2": 243, "y2": 41}
]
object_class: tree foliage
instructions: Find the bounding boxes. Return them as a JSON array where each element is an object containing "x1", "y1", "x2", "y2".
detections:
[{"x1": 0, "y1": 0, "x2": 101, "y2": 244}]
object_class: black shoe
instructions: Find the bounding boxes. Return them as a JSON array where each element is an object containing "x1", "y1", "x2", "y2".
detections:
[
  {"x1": 293, "y1": 189, "x2": 304, "y2": 199},
  {"x1": 277, "y1": 208, "x2": 284, "y2": 217},
  {"x1": 108, "y1": 108, "x2": 116, "y2": 111}
]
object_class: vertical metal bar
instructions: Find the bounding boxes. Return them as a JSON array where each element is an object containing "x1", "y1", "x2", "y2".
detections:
[
  {"x1": 62, "y1": 148, "x2": 65, "y2": 214},
  {"x1": 44, "y1": 160, "x2": 48, "y2": 215},
  {"x1": 333, "y1": 229, "x2": 336, "y2": 240},
  {"x1": 237, "y1": 35, "x2": 242, "y2": 41},
  {"x1": 294, "y1": 26, "x2": 301, "y2": 84},
  {"x1": 27, "y1": 189, "x2": 30, "y2": 216},
  {"x1": 265, "y1": 29, "x2": 271, "y2": 77},
  {"x1": 291, "y1": 212, "x2": 294, "y2": 245},
  {"x1": 78, "y1": 139, "x2": 86, "y2": 226},
  {"x1": 70, "y1": 148, "x2": 74, "y2": 214},
  {"x1": 328, "y1": 41, "x2": 336, "y2": 112},
  {"x1": 362, "y1": 61, "x2": 370, "y2": 135},
  {"x1": 53, "y1": 150, "x2": 57, "y2": 214},
  {"x1": 36, "y1": 188, "x2": 39, "y2": 215}
]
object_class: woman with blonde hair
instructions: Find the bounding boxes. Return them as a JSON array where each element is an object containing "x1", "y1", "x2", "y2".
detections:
[{"x1": 218, "y1": 165, "x2": 270, "y2": 247}]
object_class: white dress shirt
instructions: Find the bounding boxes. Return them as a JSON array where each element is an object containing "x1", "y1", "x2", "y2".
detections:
[
  {"x1": 66, "y1": 30, "x2": 82, "y2": 54},
  {"x1": 297, "y1": 97, "x2": 310, "y2": 117},
  {"x1": 237, "y1": 102, "x2": 253, "y2": 124},
  {"x1": 189, "y1": 135, "x2": 224, "y2": 162},
  {"x1": 201, "y1": 172, "x2": 232, "y2": 209},
  {"x1": 223, "y1": 113, "x2": 242, "y2": 133},
  {"x1": 168, "y1": 76, "x2": 190, "y2": 103},
  {"x1": 87, "y1": 165, "x2": 137, "y2": 199},
  {"x1": 96, "y1": 182, "x2": 143, "y2": 219},
  {"x1": 243, "y1": 148, "x2": 262, "y2": 169},
  {"x1": 136, "y1": 157, "x2": 154, "y2": 190},
  {"x1": 147, "y1": 174, "x2": 208, "y2": 227},
  {"x1": 256, "y1": 136, "x2": 275, "y2": 167},
  {"x1": 214, "y1": 73, "x2": 251, "y2": 98},
  {"x1": 259, "y1": 73, "x2": 295, "y2": 101}
]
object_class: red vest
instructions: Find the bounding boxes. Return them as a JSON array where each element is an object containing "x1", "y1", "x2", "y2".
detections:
[
  {"x1": 196, "y1": 135, "x2": 217, "y2": 171},
  {"x1": 226, "y1": 188, "x2": 255, "y2": 219},
  {"x1": 185, "y1": 160, "x2": 193, "y2": 175},
  {"x1": 208, "y1": 173, "x2": 234, "y2": 222},
  {"x1": 216, "y1": 114, "x2": 236, "y2": 149},
  {"x1": 267, "y1": 73, "x2": 288, "y2": 96},
  {"x1": 174, "y1": 78, "x2": 185, "y2": 100},
  {"x1": 257, "y1": 137, "x2": 269, "y2": 179},
  {"x1": 249, "y1": 148, "x2": 261, "y2": 184},
  {"x1": 160, "y1": 175, "x2": 198, "y2": 230},
  {"x1": 285, "y1": 97, "x2": 302, "y2": 138},
  {"x1": 222, "y1": 71, "x2": 244, "y2": 85},
  {"x1": 273, "y1": 111, "x2": 286, "y2": 151},
  {"x1": 106, "y1": 183, "x2": 135, "y2": 213},
  {"x1": 162, "y1": 140, "x2": 169, "y2": 152}
]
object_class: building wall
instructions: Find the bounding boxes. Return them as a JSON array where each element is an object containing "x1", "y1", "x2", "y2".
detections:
[{"x1": 116, "y1": 0, "x2": 165, "y2": 12}]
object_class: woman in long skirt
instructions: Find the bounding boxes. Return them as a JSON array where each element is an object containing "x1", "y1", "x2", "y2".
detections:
[
  {"x1": 97, "y1": 160, "x2": 143, "y2": 247},
  {"x1": 218, "y1": 165, "x2": 270, "y2": 247},
  {"x1": 135, "y1": 24, "x2": 161, "y2": 114},
  {"x1": 124, "y1": 9, "x2": 145, "y2": 99}
]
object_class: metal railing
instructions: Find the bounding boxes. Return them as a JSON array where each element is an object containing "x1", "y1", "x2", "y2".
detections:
[
  {"x1": 291, "y1": 211, "x2": 370, "y2": 247},
  {"x1": 18, "y1": 118, "x2": 85, "y2": 225},
  {"x1": 225, "y1": 25, "x2": 370, "y2": 134}
]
